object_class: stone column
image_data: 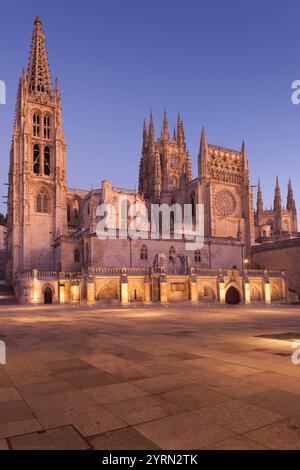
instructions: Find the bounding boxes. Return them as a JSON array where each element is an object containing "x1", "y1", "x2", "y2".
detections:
[
  {"x1": 263, "y1": 271, "x2": 271, "y2": 304},
  {"x1": 120, "y1": 270, "x2": 129, "y2": 305},
  {"x1": 86, "y1": 278, "x2": 95, "y2": 306},
  {"x1": 144, "y1": 276, "x2": 152, "y2": 305},
  {"x1": 218, "y1": 269, "x2": 225, "y2": 304},
  {"x1": 244, "y1": 282, "x2": 251, "y2": 304},
  {"x1": 243, "y1": 271, "x2": 251, "y2": 304},
  {"x1": 159, "y1": 273, "x2": 168, "y2": 305},
  {"x1": 70, "y1": 281, "x2": 80, "y2": 304},
  {"x1": 32, "y1": 269, "x2": 39, "y2": 304},
  {"x1": 59, "y1": 283, "x2": 65, "y2": 304},
  {"x1": 189, "y1": 271, "x2": 198, "y2": 304}
]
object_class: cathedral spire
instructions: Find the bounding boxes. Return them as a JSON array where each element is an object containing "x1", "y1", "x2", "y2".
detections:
[
  {"x1": 241, "y1": 140, "x2": 249, "y2": 181},
  {"x1": 257, "y1": 178, "x2": 263, "y2": 214},
  {"x1": 177, "y1": 113, "x2": 186, "y2": 148},
  {"x1": 148, "y1": 111, "x2": 155, "y2": 146},
  {"x1": 287, "y1": 178, "x2": 295, "y2": 211},
  {"x1": 198, "y1": 126, "x2": 208, "y2": 179},
  {"x1": 27, "y1": 16, "x2": 52, "y2": 96},
  {"x1": 274, "y1": 176, "x2": 282, "y2": 208},
  {"x1": 173, "y1": 127, "x2": 177, "y2": 142},
  {"x1": 142, "y1": 118, "x2": 148, "y2": 153},
  {"x1": 274, "y1": 176, "x2": 283, "y2": 233},
  {"x1": 162, "y1": 109, "x2": 170, "y2": 143}
]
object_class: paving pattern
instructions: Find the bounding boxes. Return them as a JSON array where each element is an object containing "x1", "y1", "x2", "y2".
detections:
[{"x1": 0, "y1": 303, "x2": 300, "y2": 449}]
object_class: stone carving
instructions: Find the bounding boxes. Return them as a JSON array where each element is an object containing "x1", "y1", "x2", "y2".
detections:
[{"x1": 215, "y1": 190, "x2": 236, "y2": 216}]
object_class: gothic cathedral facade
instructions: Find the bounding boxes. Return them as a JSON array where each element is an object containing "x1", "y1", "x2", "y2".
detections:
[{"x1": 5, "y1": 18, "x2": 295, "y2": 305}]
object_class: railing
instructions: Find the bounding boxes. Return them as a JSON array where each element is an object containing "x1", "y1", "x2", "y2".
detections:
[
  {"x1": 193, "y1": 268, "x2": 220, "y2": 275},
  {"x1": 18, "y1": 267, "x2": 285, "y2": 281}
]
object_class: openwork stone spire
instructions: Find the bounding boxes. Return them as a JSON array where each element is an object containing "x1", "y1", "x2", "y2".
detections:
[{"x1": 27, "y1": 16, "x2": 52, "y2": 96}]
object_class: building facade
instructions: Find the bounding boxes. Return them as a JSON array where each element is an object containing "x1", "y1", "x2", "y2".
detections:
[{"x1": 5, "y1": 17, "x2": 293, "y2": 305}]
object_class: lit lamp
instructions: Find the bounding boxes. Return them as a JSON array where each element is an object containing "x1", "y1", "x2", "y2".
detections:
[{"x1": 243, "y1": 257, "x2": 250, "y2": 269}]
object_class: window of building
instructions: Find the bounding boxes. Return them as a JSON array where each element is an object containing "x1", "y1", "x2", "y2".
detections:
[
  {"x1": 36, "y1": 193, "x2": 42, "y2": 213},
  {"x1": 33, "y1": 144, "x2": 40, "y2": 174},
  {"x1": 140, "y1": 244, "x2": 148, "y2": 261},
  {"x1": 194, "y1": 250, "x2": 201, "y2": 262},
  {"x1": 33, "y1": 112, "x2": 40, "y2": 137},
  {"x1": 74, "y1": 248, "x2": 80, "y2": 263},
  {"x1": 190, "y1": 192, "x2": 196, "y2": 218},
  {"x1": 169, "y1": 246, "x2": 176, "y2": 260},
  {"x1": 44, "y1": 146, "x2": 50, "y2": 176},
  {"x1": 43, "y1": 114, "x2": 51, "y2": 139},
  {"x1": 36, "y1": 191, "x2": 49, "y2": 213},
  {"x1": 67, "y1": 203, "x2": 71, "y2": 223}
]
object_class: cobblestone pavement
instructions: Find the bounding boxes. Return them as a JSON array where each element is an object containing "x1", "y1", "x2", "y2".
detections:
[{"x1": 0, "y1": 303, "x2": 300, "y2": 450}]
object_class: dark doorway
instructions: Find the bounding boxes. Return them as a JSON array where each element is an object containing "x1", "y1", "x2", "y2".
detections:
[
  {"x1": 225, "y1": 286, "x2": 240, "y2": 305},
  {"x1": 44, "y1": 287, "x2": 53, "y2": 304}
]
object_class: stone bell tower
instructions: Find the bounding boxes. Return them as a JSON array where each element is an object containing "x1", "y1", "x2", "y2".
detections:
[
  {"x1": 6, "y1": 17, "x2": 67, "y2": 279},
  {"x1": 138, "y1": 110, "x2": 192, "y2": 204}
]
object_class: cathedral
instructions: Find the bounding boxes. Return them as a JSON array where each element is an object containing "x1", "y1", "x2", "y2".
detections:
[{"x1": 3, "y1": 17, "x2": 297, "y2": 305}]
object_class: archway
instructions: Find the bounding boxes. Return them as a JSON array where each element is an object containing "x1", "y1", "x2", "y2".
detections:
[
  {"x1": 225, "y1": 286, "x2": 240, "y2": 305},
  {"x1": 44, "y1": 287, "x2": 53, "y2": 305}
]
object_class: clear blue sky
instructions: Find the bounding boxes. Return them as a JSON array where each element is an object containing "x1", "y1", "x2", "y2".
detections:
[{"x1": 0, "y1": 0, "x2": 299, "y2": 216}]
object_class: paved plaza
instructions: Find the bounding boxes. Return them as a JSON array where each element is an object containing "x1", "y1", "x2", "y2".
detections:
[{"x1": 0, "y1": 303, "x2": 300, "y2": 450}]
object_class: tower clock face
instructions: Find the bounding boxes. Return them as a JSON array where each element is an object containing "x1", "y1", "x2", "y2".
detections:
[{"x1": 215, "y1": 190, "x2": 236, "y2": 216}]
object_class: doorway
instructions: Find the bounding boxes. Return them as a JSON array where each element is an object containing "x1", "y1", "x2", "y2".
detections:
[
  {"x1": 225, "y1": 286, "x2": 240, "y2": 305},
  {"x1": 44, "y1": 287, "x2": 53, "y2": 304}
]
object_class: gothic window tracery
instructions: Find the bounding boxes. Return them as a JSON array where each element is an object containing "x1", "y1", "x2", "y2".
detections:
[
  {"x1": 215, "y1": 190, "x2": 236, "y2": 216},
  {"x1": 43, "y1": 114, "x2": 51, "y2": 139},
  {"x1": 44, "y1": 146, "x2": 50, "y2": 176},
  {"x1": 33, "y1": 144, "x2": 40, "y2": 174},
  {"x1": 140, "y1": 244, "x2": 148, "y2": 261},
  {"x1": 36, "y1": 190, "x2": 49, "y2": 213},
  {"x1": 33, "y1": 112, "x2": 40, "y2": 137}
]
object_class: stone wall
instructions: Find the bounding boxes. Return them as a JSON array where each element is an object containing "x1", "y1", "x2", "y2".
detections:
[
  {"x1": 252, "y1": 238, "x2": 300, "y2": 301},
  {"x1": 13, "y1": 268, "x2": 286, "y2": 305}
]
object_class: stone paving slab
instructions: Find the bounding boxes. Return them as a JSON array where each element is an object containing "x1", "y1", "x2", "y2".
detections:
[{"x1": 0, "y1": 304, "x2": 300, "y2": 449}]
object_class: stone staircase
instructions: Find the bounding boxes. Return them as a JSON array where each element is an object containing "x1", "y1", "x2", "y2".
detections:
[{"x1": 0, "y1": 281, "x2": 17, "y2": 305}]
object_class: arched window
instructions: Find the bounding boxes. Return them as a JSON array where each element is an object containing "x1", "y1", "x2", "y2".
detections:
[
  {"x1": 67, "y1": 203, "x2": 71, "y2": 223},
  {"x1": 43, "y1": 115, "x2": 51, "y2": 139},
  {"x1": 43, "y1": 194, "x2": 48, "y2": 213},
  {"x1": 33, "y1": 113, "x2": 40, "y2": 137},
  {"x1": 33, "y1": 144, "x2": 40, "y2": 174},
  {"x1": 37, "y1": 83, "x2": 45, "y2": 93},
  {"x1": 194, "y1": 250, "x2": 201, "y2": 263},
  {"x1": 74, "y1": 248, "x2": 80, "y2": 263},
  {"x1": 36, "y1": 190, "x2": 49, "y2": 213},
  {"x1": 140, "y1": 244, "x2": 148, "y2": 261},
  {"x1": 190, "y1": 192, "x2": 196, "y2": 218},
  {"x1": 36, "y1": 193, "x2": 42, "y2": 213},
  {"x1": 169, "y1": 246, "x2": 176, "y2": 260},
  {"x1": 44, "y1": 146, "x2": 50, "y2": 176}
]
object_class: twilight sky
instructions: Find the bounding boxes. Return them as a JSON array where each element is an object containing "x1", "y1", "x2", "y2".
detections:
[{"x1": 0, "y1": 0, "x2": 299, "y2": 215}]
